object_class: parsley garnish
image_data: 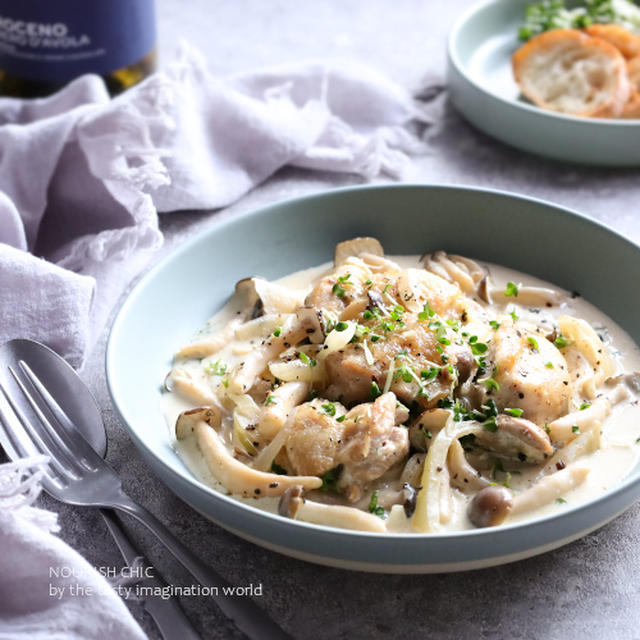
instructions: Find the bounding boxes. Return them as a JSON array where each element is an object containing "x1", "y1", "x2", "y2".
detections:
[
  {"x1": 489, "y1": 320, "x2": 501, "y2": 331},
  {"x1": 320, "y1": 466, "x2": 342, "y2": 492},
  {"x1": 265, "y1": 394, "x2": 277, "y2": 406},
  {"x1": 321, "y1": 402, "x2": 336, "y2": 416},
  {"x1": 510, "y1": 310, "x2": 518, "y2": 322},
  {"x1": 298, "y1": 352, "x2": 317, "y2": 367},
  {"x1": 545, "y1": 362, "x2": 554, "y2": 368},
  {"x1": 505, "y1": 281, "x2": 519, "y2": 297},
  {"x1": 335, "y1": 321, "x2": 349, "y2": 332},
  {"x1": 571, "y1": 425, "x2": 580, "y2": 433},
  {"x1": 206, "y1": 359, "x2": 228, "y2": 376},
  {"x1": 336, "y1": 415, "x2": 346, "y2": 423},
  {"x1": 421, "y1": 367, "x2": 440, "y2": 380},
  {"x1": 273, "y1": 326, "x2": 282, "y2": 337},
  {"x1": 505, "y1": 408, "x2": 524, "y2": 417},
  {"x1": 418, "y1": 301, "x2": 436, "y2": 321},
  {"x1": 370, "y1": 381, "x2": 382, "y2": 400},
  {"x1": 484, "y1": 376, "x2": 500, "y2": 393},
  {"x1": 556, "y1": 498, "x2": 567, "y2": 504},
  {"x1": 579, "y1": 403, "x2": 591, "y2": 410},
  {"x1": 527, "y1": 336, "x2": 539, "y2": 352},
  {"x1": 554, "y1": 334, "x2": 572, "y2": 349},
  {"x1": 368, "y1": 490, "x2": 386, "y2": 519}
]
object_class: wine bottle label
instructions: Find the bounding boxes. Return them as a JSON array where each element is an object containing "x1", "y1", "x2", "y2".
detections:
[{"x1": 0, "y1": 0, "x2": 156, "y2": 82}]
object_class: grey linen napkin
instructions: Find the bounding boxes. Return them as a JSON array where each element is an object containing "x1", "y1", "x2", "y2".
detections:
[{"x1": 0, "y1": 45, "x2": 435, "y2": 367}]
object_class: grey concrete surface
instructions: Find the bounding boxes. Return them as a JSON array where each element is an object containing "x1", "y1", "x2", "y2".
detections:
[{"x1": 43, "y1": 1, "x2": 640, "y2": 639}]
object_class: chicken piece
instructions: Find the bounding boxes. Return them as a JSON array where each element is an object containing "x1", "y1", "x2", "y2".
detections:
[
  {"x1": 284, "y1": 398, "x2": 347, "y2": 477},
  {"x1": 324, "y1": 320, "x2": 470, "y2": 408},
  {"x1": 336, "y1": 392, "x2": 409, "y2": 501},
  {"x1": 487, "y1": 325, "x2": 571, "y2": 425},
  {"x1": 304, "y1": 259, "x2": 374, "y2": 316},
  {"x1": 284, "y1": 393, "x2": 409, "y2": 501}
]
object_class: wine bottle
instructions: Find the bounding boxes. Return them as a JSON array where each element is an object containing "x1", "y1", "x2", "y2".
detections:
[{"x1": 0, "y1": 0, "x2": 156, "y2": 98}]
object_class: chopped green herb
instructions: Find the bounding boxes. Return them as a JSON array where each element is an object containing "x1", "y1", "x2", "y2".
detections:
[
  {"x1": 545, "y1": 362, "x2": 554, "y2": 369},
  {"x1": 554, "y1": 334, "x2": 572, "y2": 349},
  {"x1": 527, "y1": 336, "x2": 539, "y2": 351},
  {"x1": 505, "y1": 281, "x2": 519, "y2": 297},
  {"x1": 545, "y1": 422, "x2": 551, "y2": 435},
  {"x1": 484, "y1": 377, "x2": 500, "y2": 393},
  {"x1": 370, "y1": 381, "x2": 382, "y2": 400},
  {"x1": 572, "y1": 425, "x2": 580, "y2": 433},
  {"x1": 370, "y1": 334, "x2": 382, "y2": 342},
  {"x1": 221, "y1": 378, "x2": 229, "y2": 388},
  {"x1": 307, "y1": 389, "x2": 318, "y2": 401},
  {"x1": 421, "y1": 367, "x2": 440, "y2": 380},
  {"x1": 556, "y1": 497, "x2": 567, "y2": 505},
  {"x1": 273, "y1": 326, "x2": 282, "y2": 337},
  {"x1": 206, "y1": 359, "x2": 228, "y2": 376},
  {"x1": 510, "y1": 310, "x2": 518, "y2": 322},
  {"x1": 505, "y1": 407, "x2": 524, "y2": 417},
  {"x1": 321, "y1": 402, "x2": 336, "y2": 416},
  {"x1": 336, "y1": 415, "x2": 346, "y2": 423},
  {"x1": 298, "y1": 352, "x2": 317, "y2": 367},
  {"x1": 636, "y1": 436, "x2": 640, "y2": 444},
  {"x1": 383, "y1": 284, "x2": 392, "y2": 293},
  {"x1": 264, "y1": 394, "x2": 277, "y2": 406},
  {"x1": 368, "y1": 490, "x2": 386, "y2": 519},
  {"x1": 579, "y1": 402, "x2": 591, "y2": 410},
  {"x1": 470, "y1": 341, "x2": 488, "y2": 355},
  {"x1": 320, "y1": 466, "x2": 342, "y2": 492},
  {"x1": 332, "y1": 283, "x2": 346, "y2": 297},
  {"x1": 335, "y1": 321, "x2": 349, "y2": 332},
  {"x1": 364, "y1": 279, "x2": 373, "y2": 286},
  {"x1": 270, "y1": 461, "x2": 288, "y2": 475},
  {"x1": 489, "y1": 320, "x2": 501, "y2": 331},
  {"x1": 483, "y1": 417, "x2": 498, "y2": 432}
]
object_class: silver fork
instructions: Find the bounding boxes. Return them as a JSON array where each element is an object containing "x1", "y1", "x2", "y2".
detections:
[{"x1": 0, "y1": 357, "x2": 289, "y2": 640}]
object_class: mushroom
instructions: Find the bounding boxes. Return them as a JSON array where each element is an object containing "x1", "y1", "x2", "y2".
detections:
[
  {"x1": 176, "y1": 406, "x2": 222, "y2": 440},
  {"x1": 477, "y1": 275, "x2": 493, "y2": 304},
  {"x1": 235, "y1": 277, "x2": 306, "y2": 318},
  {"x1": 296, "y1": 307, "x2": 325, "y2": 344},
  {"x1": 473, "y1": 414, "x2": 553, "y2": 464},
  {"x1": 194, "y1": 420, "x2": 321, "y2": 497},
  {"x1": 165, "y1": 368, "x2": 218, "y2": 406},
  {"x1": 334, "y1": 237, "x2": 384, "y2": 267},
  {"x1": 401, "y1": 483, "x2": 418, "y2": 518},
  {"x1": 467, "y1": 485, "x2": 513, "y2": 528},
  {"x1": 173, "y1": 320, "x2": 241, "y2": 361},
  {"x1": 277, "y1": 487, "x2": 387, "y2": 532}
]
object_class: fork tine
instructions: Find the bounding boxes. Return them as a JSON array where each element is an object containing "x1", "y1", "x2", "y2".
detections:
[
  {"x1": 0, "y1": 382, "x2": 67, "y2": 489},
  {"x1": 17, "y1": 360, "x2": 102, "y2": 469},
  {"x1": 3, "y1": 370, "x2": 84, "y2": 481}
]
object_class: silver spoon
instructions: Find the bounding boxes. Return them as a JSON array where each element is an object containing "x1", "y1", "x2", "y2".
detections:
[{"x1": 0, "y1": 339, "x2": 289, "y2": 640}]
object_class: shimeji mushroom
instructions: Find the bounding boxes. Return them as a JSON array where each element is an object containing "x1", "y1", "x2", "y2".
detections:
[
  {"x1": 467, "y1": 485, "x2": 514, "y2": 528},
  {"x1": 473, "y1": 414, "x2": 553, "y2": 464},
  {"x1": 277, "y1": 485, "x2": 387, "y2": 532},
  {"x1": 235, "y1": 277, "x2": 306, "y2": 318},
  {"x1": 180, "y1": 414, "x2": 322, "y2": 497},
  {"x1": 165, "y1": 368, "x2": 218, "y2": 406},
  {"x1": 175, "y1": 406, "x2": 222, "y2": 439},
  {"x1": 333, "y1": 237, "x2": 384, "y2": 267},
  {"x1": 259, "y1": 381, "x2": 310, "y2": 440}
]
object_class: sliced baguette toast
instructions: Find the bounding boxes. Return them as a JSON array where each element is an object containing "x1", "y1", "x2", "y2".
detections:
[
  {"x1": 622, "y1": 56, "x2": 640, "y2": 117},
  {"x1": 513, "y1": 29, "x2": 630, "y2": 118},
  {"x1": 585, "y1": 24, "x2": 640, "y2": 60}
]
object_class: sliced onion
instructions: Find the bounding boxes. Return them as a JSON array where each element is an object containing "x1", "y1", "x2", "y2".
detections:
[{"x1": 318, "y1": 321, "x2": 356, "y2": 360}]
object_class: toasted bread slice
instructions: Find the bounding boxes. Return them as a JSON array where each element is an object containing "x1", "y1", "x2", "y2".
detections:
[
  {"x1": 584, "y1": 24, "x2": 640, "y2": 60},
  {"x1": 513, "y1": 29, "x2": 630, "y2": 117},
  {"x1": 622, "y1": 56, "x2": 640, "y2": 117}
]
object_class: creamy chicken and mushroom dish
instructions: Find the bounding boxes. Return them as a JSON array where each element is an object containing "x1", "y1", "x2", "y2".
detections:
[{"x1": 163, "y1": 238, "x2": 640, "y2": 533}]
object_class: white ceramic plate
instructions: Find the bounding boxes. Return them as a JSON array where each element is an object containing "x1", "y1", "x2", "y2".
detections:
[{"x1": 447, "y1": 0, "x2": 640, "y2": 165}]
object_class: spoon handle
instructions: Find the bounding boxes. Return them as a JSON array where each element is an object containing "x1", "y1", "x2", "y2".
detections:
[{"x1": 113, "y1": 492, "x2": 290, "y2": 640}]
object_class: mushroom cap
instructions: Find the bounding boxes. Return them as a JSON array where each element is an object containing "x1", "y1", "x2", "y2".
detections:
[
  {"x1": 334, "y1": 237, "x2": 384, "y2": 267},
  {"x1": 278, "y1": 484, "x2": 304, "y2": 518},
  {"x1": 175, "y1": 406, "x2": 222, "y2": 440},
  {"x1": 467, "y1": 485, "x2": 513, "y2": 528}
]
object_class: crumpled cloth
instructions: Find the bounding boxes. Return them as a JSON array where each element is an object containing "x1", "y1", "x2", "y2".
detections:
[
  {"x1": 0, "y1": 456, "x2": 146, "y2": 640},
  {"x1": 0, "y1": 45, "x2": 434, "y2": 368}
]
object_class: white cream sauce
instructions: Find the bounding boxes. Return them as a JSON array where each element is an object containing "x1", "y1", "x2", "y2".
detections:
[{"x1": 162, "y1": 256, "x2": 640, "y2": 533}]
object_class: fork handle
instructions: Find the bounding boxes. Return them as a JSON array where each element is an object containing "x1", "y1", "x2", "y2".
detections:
[{"x1": 112, "y1": 492, "x2": 290, "y2": 640}]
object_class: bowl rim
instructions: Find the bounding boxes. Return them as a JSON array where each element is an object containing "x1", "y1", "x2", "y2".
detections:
[
  {"x1": 106, "y1": 182, "x2": 640, "y2": 545},
  {"x1": 447, "y1": 0, "x2": 640, "y2": 127}
]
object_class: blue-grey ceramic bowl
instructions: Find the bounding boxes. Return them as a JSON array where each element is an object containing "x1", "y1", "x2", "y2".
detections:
[
  {"x1": 106, "y1": 185, "x2": 640, "y2": 573},
  {"x1": 447, "y1": 0, "x2": 640, "y2": 165}
]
